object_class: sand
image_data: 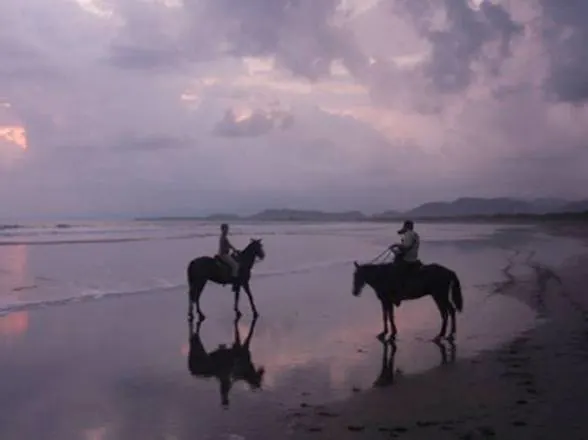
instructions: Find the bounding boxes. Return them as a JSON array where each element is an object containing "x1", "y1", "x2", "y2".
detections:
[
  {"x1": 0, "y1": 225, "x2": 587, "y2": 440},
  {"x1": 285, "y1": 231, "x2": 588, "y2": 439}
]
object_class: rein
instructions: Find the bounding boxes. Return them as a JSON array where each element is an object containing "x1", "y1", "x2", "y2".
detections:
[{"x1": 369, "y1": 248, "x2": 393, "y2": 264}]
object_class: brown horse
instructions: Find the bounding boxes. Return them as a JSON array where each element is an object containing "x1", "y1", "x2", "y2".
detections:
[
  {"x1": 352, "y1": 261, "x2": 463, "y2": 341},
  {"x1": 186, "y1": 238, "x2": 265, "y2": 321}
]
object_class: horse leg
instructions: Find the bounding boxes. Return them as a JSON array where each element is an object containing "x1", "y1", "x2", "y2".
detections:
[
  {"x1": 243, "y1": 282, "x2": 259, "y2": 318},
  {"x1": 446, "y1": 302, "x2": 457, "y2": 341},
  {"x1": 388, "y1": 303, "x2": 398, "y2": 341},
  {"x1": 432, "y1": 294, "x2": 449, "y2": 341},
  {"x1": 377, "y1": 299, "x2": 389, "y2": 341},
  {"x1": 233, "y1": 284, "x2": 242, "y2": 318},
  {"x1": 188, "y1": 292, "x2": 194, "y2": 323},
  {"x1": 191, "y1": 280, "x2": 207, "y2": 321}
]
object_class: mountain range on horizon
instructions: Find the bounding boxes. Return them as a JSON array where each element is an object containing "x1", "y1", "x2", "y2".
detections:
[{"x1": 141, "y1": 197, "x2": 588, "y2": 221}]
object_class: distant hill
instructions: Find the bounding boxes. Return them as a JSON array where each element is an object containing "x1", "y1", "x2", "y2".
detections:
[
  {"x1": 371, "y1": 210, "x2": 403, "y2": 220},
  {"x1": 248, "y1": 209, "x2": 367, "y2": 221},
  {"x1": 135, "y1": 197, "x2": 588, "y2": 223},
  {"x1": 558, "y1": 200, "x2": 588, "y2": 213},
  {"x1": 527, "y1": 198, "x2": 569, "y2": 213},
  {"x1": 203, "y1": 213, "x2": 242, "y2": 221},
  {"x1": 405, "y1": 197, "x2": 537, "y2": 218}
]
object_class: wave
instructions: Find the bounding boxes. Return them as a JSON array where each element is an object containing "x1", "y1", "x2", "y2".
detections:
[
  {"x1": 0, "y1": 258, "x2": 357, "y2": 316},
  {"x1": 0, "y1": 223, "x2": 384, "y2": 246}
]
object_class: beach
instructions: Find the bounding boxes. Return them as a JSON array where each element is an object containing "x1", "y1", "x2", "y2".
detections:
[{"x1": 0, "y1": 221, "x2": 587, "y2": 439}]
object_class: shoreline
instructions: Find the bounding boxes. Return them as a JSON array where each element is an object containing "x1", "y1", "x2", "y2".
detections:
[
  {"x1": 0, "y1": 224, "x2": 587, "y2": 439},
  {"x1": 280, "y1": 232, "x2": 588, "y2": 439}
]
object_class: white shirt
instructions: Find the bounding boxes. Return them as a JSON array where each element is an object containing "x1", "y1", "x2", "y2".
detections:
[{"x1": 400, "y1": 230, "x2": 420, "y2": 262}]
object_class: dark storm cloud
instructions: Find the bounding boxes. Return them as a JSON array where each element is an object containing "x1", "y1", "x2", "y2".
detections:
[
  {"x1": 539, "y1": 0, "x2": 588, "y2": 104},
  {"x1": 392, "y1": 0, "x2": 524, "y2": 93}
]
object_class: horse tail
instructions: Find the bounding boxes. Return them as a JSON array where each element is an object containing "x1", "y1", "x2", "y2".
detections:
[{"x1": 450, "y1": 271, "x2": 463, "y2": 312}]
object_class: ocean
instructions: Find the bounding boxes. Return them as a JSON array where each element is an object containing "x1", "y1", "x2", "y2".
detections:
[{"x1": 0, "y1": 219, "x2": 583, "y2": 317}]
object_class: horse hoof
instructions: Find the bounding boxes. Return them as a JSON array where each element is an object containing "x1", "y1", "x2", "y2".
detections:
[
  {"x1": 445, "y1": 335, "x2": 455, "y2": 342},
  {"x1": 377, "y1": 332, "x2": 387, "y2": 341},
  {"x1": 234, "y1": 310, "x2": 242, "y2": 318},
  {"x1": 432, "y1": 336, "x2": 443, "y2": 343},
  {"x1": 388, "y1": 334, "x2": 397, "y2": 343},
  {"x1": 253, "y1": 311, "x2": 259, "y2": 319},
  {"x1": 198, "y1": 314, "x2": 206, "y2": 322}
]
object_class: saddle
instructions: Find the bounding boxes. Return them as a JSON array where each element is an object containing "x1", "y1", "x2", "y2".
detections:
[
  {"x1": 394, "y1": 259, "x2": 423, "y2": 290},
  {"x1": 214, "y1": 253, "x2": 240, "y2": 285}
]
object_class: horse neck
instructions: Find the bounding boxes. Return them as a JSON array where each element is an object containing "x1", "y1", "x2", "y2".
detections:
[
  {"x1": 239, "y1": 244, "x2": 257, "y2": 268},
  {"x1": 363, "y1": 265, "x2": 383, "y2": 288}
]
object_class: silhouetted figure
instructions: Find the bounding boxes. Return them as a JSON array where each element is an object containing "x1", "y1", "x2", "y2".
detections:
[
  {"x1": 186, "y1": 238, "x2": 265, "y2": 321},
  {"x1": 388, "y1": 220, "x2": 421, "y2": 306},
  {"x1": 352, "y1": 260, "x2": 463, "y2": 341},
  {"x1": 218, "y1": 223, "x2": 240, "y2": 283},
  {"x1": 187, "y1": 317, "x2": 265, "y2": 408}
]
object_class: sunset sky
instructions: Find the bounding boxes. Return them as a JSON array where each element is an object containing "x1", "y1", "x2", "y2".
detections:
[{"x1": 1, "y1": 0, "x2": 587, "y2": 219}]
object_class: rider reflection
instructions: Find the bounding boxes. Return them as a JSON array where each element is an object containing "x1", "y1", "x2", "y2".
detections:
[{"x1": 187, "y1": 317, "x2": 265, "y2": 408}]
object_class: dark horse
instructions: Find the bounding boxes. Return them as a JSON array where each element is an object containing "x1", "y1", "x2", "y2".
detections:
[
  {"x1": 352, "y1": 260, "x2": 463, "y2": 341},
  {"x1": 187, "y1": 317, "x2": 265, "y2": 407},
  {"x1": 187, "y1": 238, "x2": 265, "y2": 321}
]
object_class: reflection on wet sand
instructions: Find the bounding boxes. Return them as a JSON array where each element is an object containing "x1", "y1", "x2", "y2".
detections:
[
  {"x1": 373, "y1": 339, "x2": 456, "y2": 388},
  {"x1": 0, "y1": 244, "x2": 31, "y2": 292},
  {"x1": 187, "y1": 316, "x2": 265, "y2": 407},
  {"x1": 0, "y1": 311, "x2": 29, "y2": 343}
]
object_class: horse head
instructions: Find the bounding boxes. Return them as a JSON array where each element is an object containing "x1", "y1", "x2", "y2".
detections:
[
  {"x1": 352, "y1": 261, "x2": 367, "y2": 297},
  {"x1": 248, "y1": 238, "x2": 265, "y2": 261}
]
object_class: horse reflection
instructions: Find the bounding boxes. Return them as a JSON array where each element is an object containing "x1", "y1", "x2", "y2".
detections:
[
  {"x1": 187, "y1": 317, "x2": 265, "y2": 407},
  {"x1": 372, "y1": 339, "x2": 457, "y2": 388}
]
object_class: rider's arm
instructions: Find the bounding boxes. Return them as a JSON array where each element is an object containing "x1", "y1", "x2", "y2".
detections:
[
  {"x1": 401, "y1": 233, "x2": 414, "y2": 250},
  {"x1": 390, "y1": 233, "x2": 412, "y2": 252},
  {"x1": 227, "y1": 238, "x2": 238, "y2": 252}
]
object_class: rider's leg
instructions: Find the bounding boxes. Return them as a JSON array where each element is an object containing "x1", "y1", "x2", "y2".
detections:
[
  {"x1": 226, "y1": 255, "x2": 239, "y2": 278},
  {"x1": 394, "y1": 260, "x2": 408, "y2": 306}
]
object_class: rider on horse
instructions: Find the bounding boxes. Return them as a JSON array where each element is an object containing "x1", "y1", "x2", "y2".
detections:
[
  {"x1": 218, "y1": 223, "x2": 239, "y2": 281},
  {"x1": 389, "y1": 220, "x2": 421, "y2": 306}
]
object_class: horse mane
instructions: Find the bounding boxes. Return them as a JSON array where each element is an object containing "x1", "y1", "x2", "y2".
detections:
[{"x1": 242, "y1": 238, "x2": 261, "y2": 253}]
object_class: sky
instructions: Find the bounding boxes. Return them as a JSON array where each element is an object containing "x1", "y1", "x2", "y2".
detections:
[{"x1": 1, "y1": 0, "x2": 587, "y2": 219}]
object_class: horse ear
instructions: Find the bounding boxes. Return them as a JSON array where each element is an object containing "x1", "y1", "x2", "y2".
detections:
[{"x1": 354, "y1": 261, "x2": 359, "y2": 268}]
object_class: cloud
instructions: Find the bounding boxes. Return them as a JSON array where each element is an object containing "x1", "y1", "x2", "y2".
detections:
[
  {"x1": 539, "y1": 0, "x2": 588, "y2": 104},
  {"x1": 1, "y1": 0, "x2": 588, "y2": 219},
  {"x1": 213, "y1": 106, "x2": 294, "y2": 137}
]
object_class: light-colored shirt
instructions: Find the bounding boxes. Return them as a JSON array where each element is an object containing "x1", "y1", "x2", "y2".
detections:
[
  {"x1": 400, "y1": 230, "x2": 420, "y2": 262},
  {"x1": 219, "y1": 235, "x2": 231, "y2": 255}
]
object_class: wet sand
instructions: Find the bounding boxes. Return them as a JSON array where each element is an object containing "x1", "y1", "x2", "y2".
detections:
[
  {"x1": 287, "y1": 234, "x2": 588, "y2": 439},
  {"x1": 0, "y1": 226, "x2": 587, "y2": 439}
]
